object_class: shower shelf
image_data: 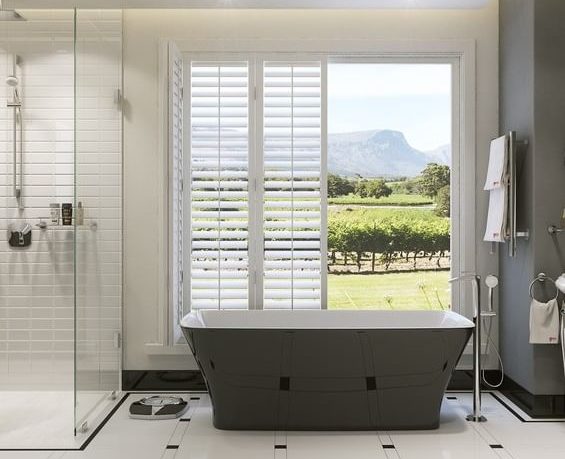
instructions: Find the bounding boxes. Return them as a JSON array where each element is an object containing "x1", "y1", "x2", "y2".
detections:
[{"x1": 36, "y1": 220, "x2": 97, "y2": 230}]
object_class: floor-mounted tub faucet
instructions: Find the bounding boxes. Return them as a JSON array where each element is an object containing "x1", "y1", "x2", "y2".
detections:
[{"x1": 449, "y1": 273, "x2": 486, "y2": 422}]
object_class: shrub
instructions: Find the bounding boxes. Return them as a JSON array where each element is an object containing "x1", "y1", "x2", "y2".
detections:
[
  {"x1": 327, "y1": 173, "x2": 355, "y2": 198},
  {"x1": 435, "y1": 185, "x2": 450, "y2": 217},
  {"x1": 354, "y1": 179, "x2": 393, "y2": 199}
]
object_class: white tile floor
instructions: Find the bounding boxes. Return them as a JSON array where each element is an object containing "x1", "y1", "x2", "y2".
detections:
[{"x1": 2, "y1": 392, "x2": 565, "y2": 459}]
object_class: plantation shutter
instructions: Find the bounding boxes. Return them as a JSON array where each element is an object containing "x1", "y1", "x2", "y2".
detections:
[
  {"x1": 188, "y1": 60, "x2": 250, "y2": 310},
  {"x1": 262, "y1": 61, "x2": 324, "y2": 310},
  {"x1": 169, "y1": 43, "x2": 184, "y2": 340}
]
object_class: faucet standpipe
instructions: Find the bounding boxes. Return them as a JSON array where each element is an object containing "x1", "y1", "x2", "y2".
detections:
[{"x1": 449, "y1": 273, "x2": 487, "y2": 423}]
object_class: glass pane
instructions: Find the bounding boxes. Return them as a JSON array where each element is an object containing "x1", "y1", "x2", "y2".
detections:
[
  {"x1": 0, "y1": 9, "x2": 77, "y2": 448},
  {"x1": 327, "y1": 63, "x2": 452, "y2": 310},
  {"x1": 74, "y1": 9, "x2": 122, "y2": 430}
]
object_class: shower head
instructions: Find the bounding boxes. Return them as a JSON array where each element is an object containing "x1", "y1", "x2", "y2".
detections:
[
  {"x1": 6, "y1": 75, "x2": 18, "y2": 86},
  {"x1": 0, "y1": 1, "x2": 25, "y2": 21},
  {"x1": 485, "y1": 274, "x2": 499, "y2": 289}
]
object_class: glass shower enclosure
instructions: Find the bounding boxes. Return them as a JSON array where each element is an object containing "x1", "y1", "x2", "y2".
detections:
[{"x1": 0, "y1": 9, "x2": 123, "y2": 448}]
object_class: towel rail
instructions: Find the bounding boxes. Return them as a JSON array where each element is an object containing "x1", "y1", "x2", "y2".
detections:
[{"x1": 505, "y1": 131, "x2": 529, "y2": 257}]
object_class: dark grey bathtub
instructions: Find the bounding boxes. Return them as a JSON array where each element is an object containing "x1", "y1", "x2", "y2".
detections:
[{"x1": 181, "y1": 310, "x2": 473, "y2": 431}]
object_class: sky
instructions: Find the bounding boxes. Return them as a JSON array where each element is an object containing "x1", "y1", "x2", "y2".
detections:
[{"x1": 328, "y1": 63, "x2": 452, "y2": 151}]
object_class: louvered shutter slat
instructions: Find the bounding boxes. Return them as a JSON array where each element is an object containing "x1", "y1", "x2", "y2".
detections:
[
  {"x1": 189, "y1": 62, "x2": 249, "y2": 311},
  {"x1": 262, "y1": 62, "x2": 322, "y2": 310}
]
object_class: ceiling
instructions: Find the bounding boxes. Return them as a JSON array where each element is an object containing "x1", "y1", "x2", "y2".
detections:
[{"x1": 11, "y1": 0, "x2": 491, "y2": 9}]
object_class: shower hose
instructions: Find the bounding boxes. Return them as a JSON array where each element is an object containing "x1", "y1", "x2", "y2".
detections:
[{"x1": 482, "y1": 305, "x2": 565, "y2": 388}]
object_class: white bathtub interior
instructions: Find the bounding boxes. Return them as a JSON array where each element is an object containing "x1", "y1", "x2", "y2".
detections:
[{"x1": 183, "y1": 309, "x2": 475, "y2": 329}]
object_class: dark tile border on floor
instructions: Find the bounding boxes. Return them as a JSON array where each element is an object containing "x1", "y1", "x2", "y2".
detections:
[
  {"x1": 0, "y1": 392, "x2": 130, "y2": 452},
  {"x1": 123, "y1": 369, "x2": 565, "y2": 420},
  {"x1": 123, "y1": 370, "x2": 207, "y2": 391},
  {"x1": 450, "y1": 370, "x2": 565, "y2": 420}
]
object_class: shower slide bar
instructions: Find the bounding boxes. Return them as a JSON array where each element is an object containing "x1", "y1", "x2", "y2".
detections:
[{"x1": 6, "y1": 54, "x2": 23, "y2": 209}]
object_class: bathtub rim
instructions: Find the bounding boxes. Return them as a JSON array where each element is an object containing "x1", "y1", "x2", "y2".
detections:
[{"x1": 181, "y1": 309, "x2": 474, "y2": 330}]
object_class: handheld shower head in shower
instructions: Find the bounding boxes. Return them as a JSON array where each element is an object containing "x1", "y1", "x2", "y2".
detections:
[{"x1": 6, "y1": 75, "x2": 18, "y2": 87}]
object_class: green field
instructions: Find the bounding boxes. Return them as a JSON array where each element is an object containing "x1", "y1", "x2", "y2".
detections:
[
  {"x1": 328, "y1": 193, "x2": 433, "y2": 207},
  {"x1": 329, "y1": 205, "x2": 445, "y2": 222},
  {"x1": 328, "y1": 271, "x2": 450, "y2": 310}
]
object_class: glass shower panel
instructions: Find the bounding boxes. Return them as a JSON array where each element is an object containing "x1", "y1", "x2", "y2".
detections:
[
  {"x1": 0, "y1": 10, "x2": 77, "y2": 448},
  {"x1": 74, "y1": 9, "x2": 123, "y2": 431}
]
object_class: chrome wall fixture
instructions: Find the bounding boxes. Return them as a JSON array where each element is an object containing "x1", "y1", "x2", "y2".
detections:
[
  {"x1": 506, "y1": 131, "x2": 529, "y2": 257},
  {"x1": 6, "y1": 54, "x2": 23, "y2": 209},
  {"x1": 449, "y1": 273, "x2": 486, "y2": 423}
]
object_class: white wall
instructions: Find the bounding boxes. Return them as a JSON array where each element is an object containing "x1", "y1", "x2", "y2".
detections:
[{"x1": 122, "y1": 2, "x2": 500, "y2": 370}]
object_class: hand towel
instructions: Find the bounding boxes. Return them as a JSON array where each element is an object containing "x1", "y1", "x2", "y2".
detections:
[
  {"x1": 484, "y1": 135, "x2": 507, "y2": 190},
  {"x1": 529, "y1": 298, "x2": 560, "y2": 344}
]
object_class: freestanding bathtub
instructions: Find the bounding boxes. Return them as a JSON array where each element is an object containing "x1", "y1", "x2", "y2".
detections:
[{"x1": 181, "y1": 310, "x2": 473, "y2": 431}]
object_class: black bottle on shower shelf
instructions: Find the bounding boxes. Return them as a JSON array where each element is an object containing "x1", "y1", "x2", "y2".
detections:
[{"x1": 61, "y1": 203, "x2": 73, "y2": 225}]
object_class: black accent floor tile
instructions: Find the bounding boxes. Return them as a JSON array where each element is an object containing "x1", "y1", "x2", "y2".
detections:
[
  {"x1": 382, "y1": 445, "x2": 396, "y2": 449},
  {"x1": 274, "y1": 445, "x2": 287, "y2": 449},
  {"x1": 166, "y1": 445, "x2": 180, "y2": 449},
  {"x1": 122, "y1": 370, "x2": 207, "y2": 391},
  {"x1": 490, "y1": 445, "x2": 504, "y2": 449}
]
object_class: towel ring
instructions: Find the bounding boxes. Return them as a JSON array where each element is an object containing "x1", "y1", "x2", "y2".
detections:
[{"x1": 529, "y1": 273, "x2": 559, "y2": 301}]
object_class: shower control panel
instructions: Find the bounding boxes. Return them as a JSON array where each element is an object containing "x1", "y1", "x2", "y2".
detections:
[{"x1": 8, "y1": 223, "x2": 32, "y2": 248}]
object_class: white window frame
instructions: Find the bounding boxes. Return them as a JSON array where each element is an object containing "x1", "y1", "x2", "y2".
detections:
[{"x1": 154, "y1": 39, "x2": 476, "y2": 355}]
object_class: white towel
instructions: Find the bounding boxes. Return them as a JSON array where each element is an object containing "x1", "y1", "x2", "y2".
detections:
[
  {"x1": 529, "y1": 298, "x2": 560, "y2": 344},
  {"x1": 484, "y1": 136, "x2": 507, "y2": 190},
  {"x1": 483, "y1": 186, "x2": 508, "y2": 242}
]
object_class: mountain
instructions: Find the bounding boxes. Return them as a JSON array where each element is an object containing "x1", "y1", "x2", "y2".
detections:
[
  {"x1": 424, "y1": 144, "x2": 451, "y2": 167},
  {"x1": 328, "y1": 129, "x2": 450, "y2": 178}
]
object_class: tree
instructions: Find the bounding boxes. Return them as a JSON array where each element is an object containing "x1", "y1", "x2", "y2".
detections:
[
  {"x1": 418, "y1": 163, "x2": 450, "y2": 199},
  {"x1": 355, "y1": 179, "x2": 393, "y2": 199},
  {"x1": 327, "y1": 173, "x2": 355, "y2": 198},
  {"x1": 434, "y1": 185, "x2": 450, "y2": 217}
]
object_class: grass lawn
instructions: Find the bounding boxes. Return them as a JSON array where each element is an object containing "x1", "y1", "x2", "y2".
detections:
[
  {"x1": 328, "y1": 271, "x2": 450, "y2": 310},
  {"x1": 328, "y1": 193, "x2": 433, "y2": 207},
  {"x1": 329, "y1": 205, "x2": 446, "y2": 223}
]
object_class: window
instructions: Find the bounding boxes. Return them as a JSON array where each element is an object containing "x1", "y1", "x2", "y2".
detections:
[
  {"x1": 327, "y1": 62, "x2": 453, "y2": 311},
  {"x1": 171, "y1": 51, "x2": 468, "y2": 320}
]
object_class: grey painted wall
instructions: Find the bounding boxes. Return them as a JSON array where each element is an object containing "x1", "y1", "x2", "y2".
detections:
[{"x1": 500, "y1": 0, "x2": 565, "y2": 395}]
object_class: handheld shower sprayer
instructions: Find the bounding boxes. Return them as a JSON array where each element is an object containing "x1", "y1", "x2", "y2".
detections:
[
  {"x1": 6, "y1": 75, "x2": 18, "y2": 87},
  {"x1": 485, "y1": 275, "x2": 498, "y2": 316},
  {"x1": 482, "y1": 274, "x2": 504, "y2": 389}
]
